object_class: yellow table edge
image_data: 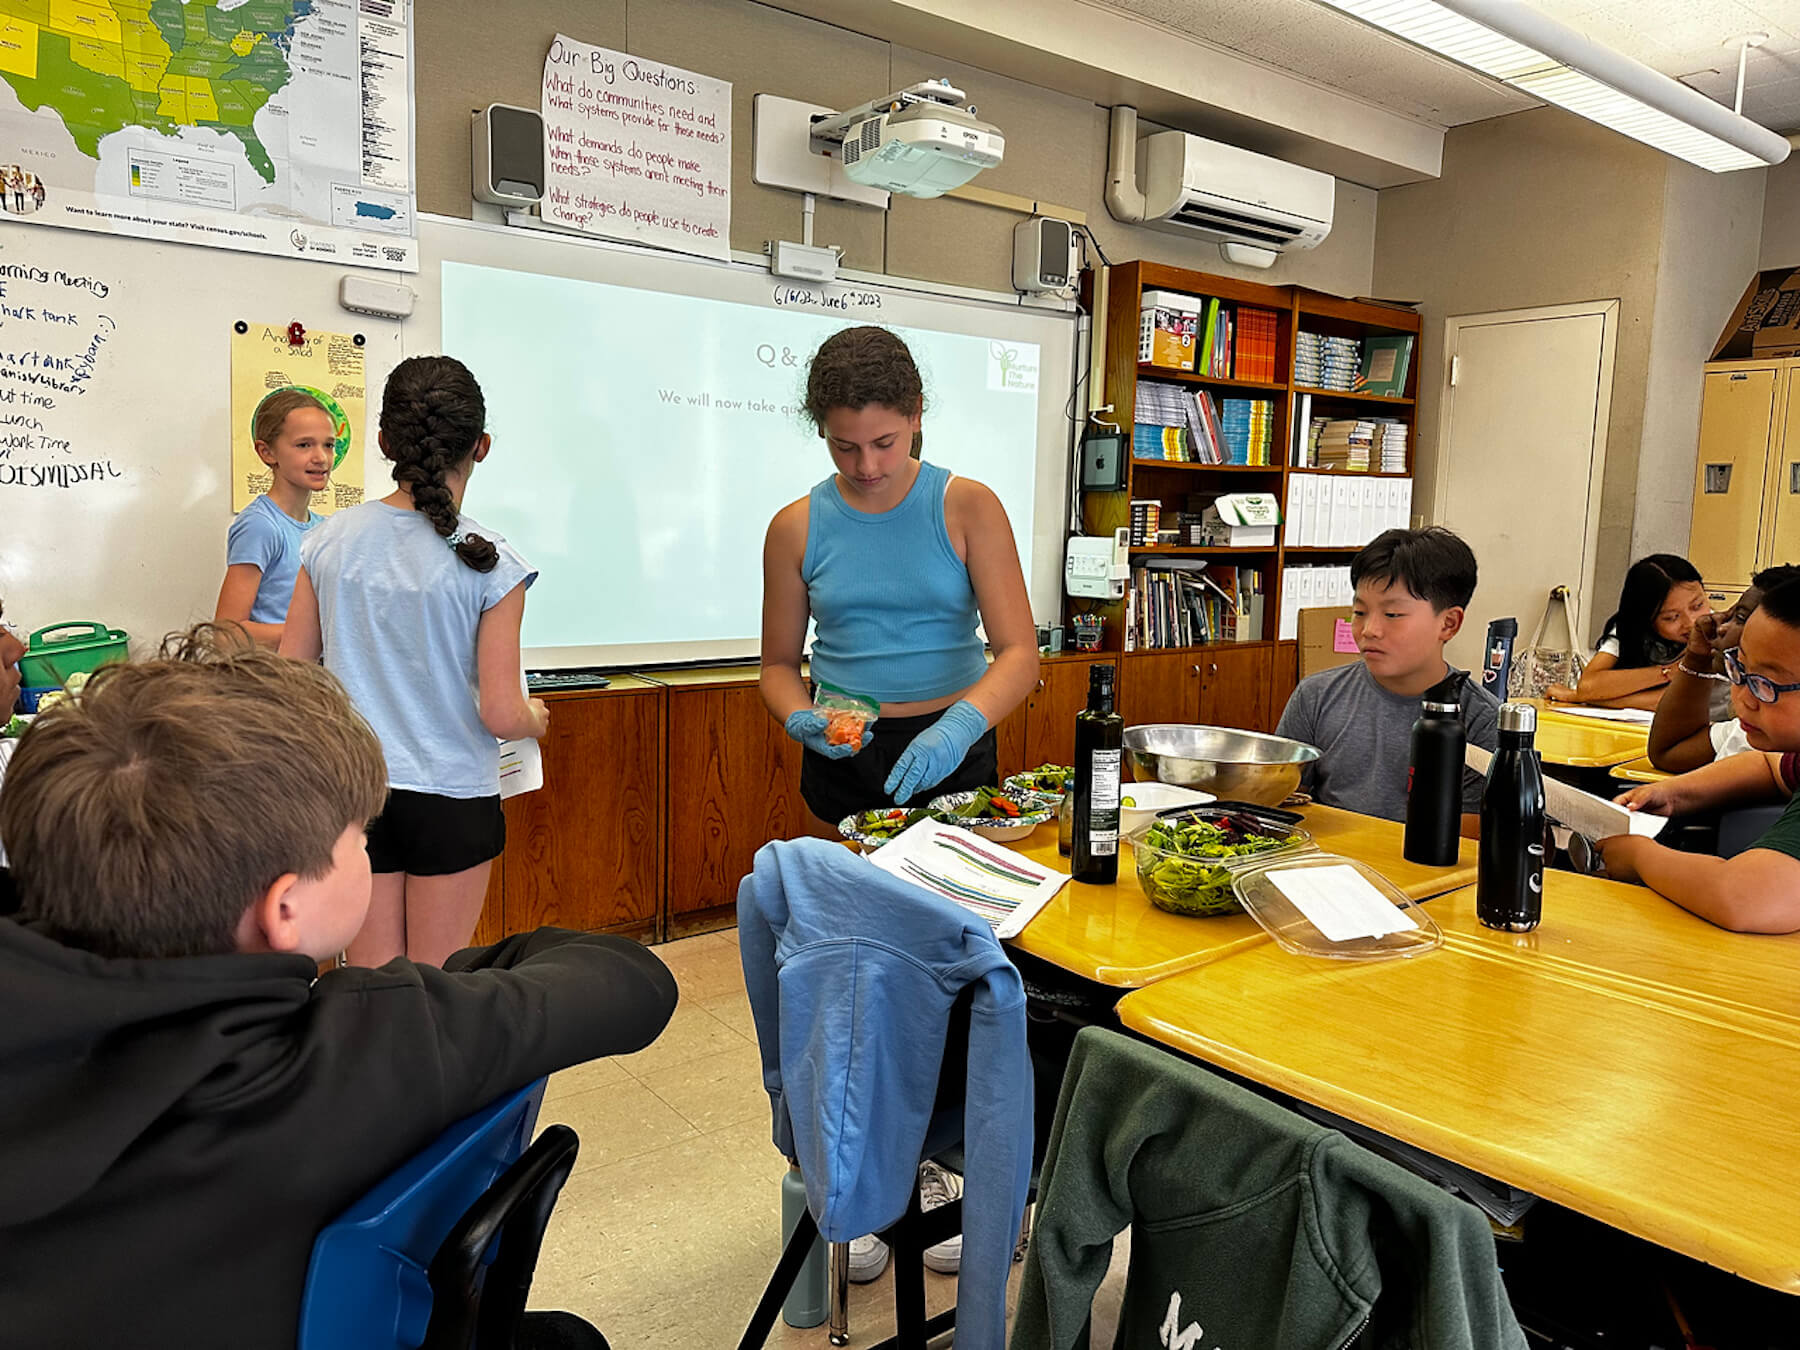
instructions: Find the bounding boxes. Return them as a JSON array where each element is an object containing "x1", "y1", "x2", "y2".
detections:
[{"x1": 1117, "y1": 965, "x2": 1800, "y2": 1295}]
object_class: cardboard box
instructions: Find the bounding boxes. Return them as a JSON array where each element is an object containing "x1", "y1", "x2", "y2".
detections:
[
  {"x1": 1198, "y1": 491, "x2": 1281, "y2": 546},
  {"x1": 1299, "y1": 605, "x2": 1362, "y2": 679},
  {"x1": 1712, "y1": 268, "x2": 1800, "y2": 361}
]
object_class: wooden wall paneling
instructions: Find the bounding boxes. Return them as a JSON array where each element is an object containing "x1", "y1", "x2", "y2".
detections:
[
  {"x1": 503, "y1": 687, "x2": 664, "y2": 937},
  {"x1": 666, "y1": 683, "x2": 816, "y2": 927}
]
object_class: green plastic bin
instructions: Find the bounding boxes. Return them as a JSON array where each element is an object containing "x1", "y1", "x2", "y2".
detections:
[{"x1": 17, "y1": 621, "x2": 130, "y2": 688}]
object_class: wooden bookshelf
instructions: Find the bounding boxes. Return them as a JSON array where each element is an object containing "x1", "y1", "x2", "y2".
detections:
[{"x1": 1073, "y1": 260, "x2": 1423, "y2": 662}]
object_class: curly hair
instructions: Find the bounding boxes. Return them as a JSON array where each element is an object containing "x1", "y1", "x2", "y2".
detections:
[
  {"x1": 803, "y1": 326, "x2": 928, "y2": 429},
  {"x1": 379, "y1": 355, "x2": 498, "y2": 572}
]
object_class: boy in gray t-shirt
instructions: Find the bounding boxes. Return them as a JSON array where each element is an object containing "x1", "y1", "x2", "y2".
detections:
[{"x1": 1276, "y1": 527, "x2": 1500, "y2": 831}]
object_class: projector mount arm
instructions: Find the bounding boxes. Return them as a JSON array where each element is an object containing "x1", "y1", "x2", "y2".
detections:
[{"x1": 807, "y1": 80, "x2": 972, "y2": 150}]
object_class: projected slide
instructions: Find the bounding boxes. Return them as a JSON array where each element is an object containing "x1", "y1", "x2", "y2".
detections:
[{"x1": 444, "y1": 260, "x2": 1043, "y2": 663}]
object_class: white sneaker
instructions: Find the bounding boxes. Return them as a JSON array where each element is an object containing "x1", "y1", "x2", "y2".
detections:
[
  {"x1": 918, "y1": 1160, "x2": 963, "y2": 1274},
  {"x1": 847, "y1": 1233, "x2": 889, "y2": 1283}
]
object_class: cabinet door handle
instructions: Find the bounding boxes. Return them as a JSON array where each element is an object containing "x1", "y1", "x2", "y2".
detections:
[
  {"x1": 1035, "y1": 679, "x2": 1046, "y2": 692},
  {"x1": 1209, "y1": 663, "x2": 1219, "y2": 676}
]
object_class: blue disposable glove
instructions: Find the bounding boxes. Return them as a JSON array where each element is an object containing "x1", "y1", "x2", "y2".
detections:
[
  {"x1": 884, "y1": 699, "x2": 989, "y2": 804},
  {"x1": 784, "y1": 708, "x2": 870, "y2": 759}
]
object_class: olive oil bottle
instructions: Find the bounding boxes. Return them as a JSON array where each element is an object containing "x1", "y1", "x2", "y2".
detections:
[{"x1": 1072, "y1": 664, "x2": 1124, "y2": 884}]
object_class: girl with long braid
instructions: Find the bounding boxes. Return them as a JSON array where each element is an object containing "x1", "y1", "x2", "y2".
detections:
[{"x1": 282, "y1": 356, "x2": 549, "y2": 966}]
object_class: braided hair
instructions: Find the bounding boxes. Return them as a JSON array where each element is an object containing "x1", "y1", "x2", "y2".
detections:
[{"x1": 379, "y1": 355, "x2": 498, "y2": 572}]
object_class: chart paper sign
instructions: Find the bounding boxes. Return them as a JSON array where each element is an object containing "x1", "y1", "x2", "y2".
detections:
[
  {"x1": 541, "y1": 34, "x2": 730, "y2": 260},
  {"x1": 229, "y1": 324, "x2": 367, "y2": 515}
]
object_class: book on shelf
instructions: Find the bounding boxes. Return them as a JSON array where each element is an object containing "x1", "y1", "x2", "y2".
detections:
[
  {"x1": 1132, "y1": 424, "x2": 1190, "y2": 461},
  {"x1": 1124, "y1": 561, "x2": 1265, "y2": 649},
  {"x1": 1358, "y1": 335, "x2": 1415, "y2": 397},
  {"x1": 1231, "y1": 306, "x2": 1280, "y2": 383},
  {"x1": 1295, "y1": 331, "x2": 1361, "y2": 392},
  {"x1": 1198, "y1": 297, "x2": 1221, "y2": 377}
]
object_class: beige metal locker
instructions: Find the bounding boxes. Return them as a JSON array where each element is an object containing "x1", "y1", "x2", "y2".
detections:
[
  {"x1": 1763, "y1": 364, "x2": 1800, "y2": 571},
  {"x1": 1689, "y1": 364, "x2": 1782, "y2": 588}
]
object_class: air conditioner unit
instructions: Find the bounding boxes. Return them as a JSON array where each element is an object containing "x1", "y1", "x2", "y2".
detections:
[{"x1": 1115, "y1": 122, "x2": 1335, "y2": 269}]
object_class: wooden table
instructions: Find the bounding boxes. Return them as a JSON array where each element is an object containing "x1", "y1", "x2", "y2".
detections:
[
  {"x1": 1007, "y1": 804, "x2": 1477, "y2": 988},
  {"x1": 1430, "y1": 871, "x2": 1800, "y2": 1038},
  {"x1": 1117, "y1": 883, "x2": 1800, "y2": 1293},
  {"x1": 1523, "y1": 700, "x2": 1652, "y2": 769}
]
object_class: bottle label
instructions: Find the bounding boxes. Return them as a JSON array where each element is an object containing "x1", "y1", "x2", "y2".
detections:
[{"x1": 1089, "y1": 749, "x2": 1121, "y2": 856}]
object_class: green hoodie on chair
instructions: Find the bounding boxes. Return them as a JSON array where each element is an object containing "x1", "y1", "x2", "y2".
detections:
[{"x1": 1012, "y1": 1029, "x2": 1525, "y2": 1350}]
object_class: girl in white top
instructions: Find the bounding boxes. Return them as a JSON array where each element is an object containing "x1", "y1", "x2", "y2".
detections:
[
  {"x1": 282, "y1": 356, "x2": 549, "y2": 967},
  {"x1": 1549, "y1": 553, "x2": 1708, "y2": 712}
]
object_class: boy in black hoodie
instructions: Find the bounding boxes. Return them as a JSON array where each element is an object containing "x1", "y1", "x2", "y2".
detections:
[{"x1": 0, "y1": 628, "x2": 678, "y2": 1349}]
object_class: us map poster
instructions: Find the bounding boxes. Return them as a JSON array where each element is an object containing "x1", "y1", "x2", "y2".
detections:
[{"x1": 0, "y1": 0, "x2": 416, "y2": 270}]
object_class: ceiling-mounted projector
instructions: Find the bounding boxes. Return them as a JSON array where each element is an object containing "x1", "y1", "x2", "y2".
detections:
[
  {"x1": 804, "y1": 80, "x2": 1005, "y2": 200},
  {"x1": 839, "y1": 101, "x2": 1004, "y2": 198}
]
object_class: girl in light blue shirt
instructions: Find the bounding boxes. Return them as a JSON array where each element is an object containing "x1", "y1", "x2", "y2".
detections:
[
  {"x1": 283, "y1": 356, "x2": 548, "y2": 968},
  {"x1": 214, "y1": 388, "x2": 334, "y2": 649}
]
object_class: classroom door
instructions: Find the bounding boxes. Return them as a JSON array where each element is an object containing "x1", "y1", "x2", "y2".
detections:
[{"x1": 1435, "y1": 303, "x2": 1617, "y2": 676}]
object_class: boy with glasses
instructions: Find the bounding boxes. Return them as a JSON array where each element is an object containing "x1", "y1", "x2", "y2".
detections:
[
  {"x1": 1601, "y1": 578, "x2": 1800, "y2": 932},
  {"x1": 1646, "y1": 564, "x2": 1800, "y2": 772}
]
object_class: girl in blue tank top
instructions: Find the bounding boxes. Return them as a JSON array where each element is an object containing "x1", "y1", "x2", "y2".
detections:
[{"x1": 759, "y1": 327, "x2": 1040, "y2": 825}]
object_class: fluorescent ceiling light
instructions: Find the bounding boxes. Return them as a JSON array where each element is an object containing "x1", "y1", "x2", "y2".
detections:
[{"x1": 1313, "y1": 0, "x2": 1791, "y2": 171}]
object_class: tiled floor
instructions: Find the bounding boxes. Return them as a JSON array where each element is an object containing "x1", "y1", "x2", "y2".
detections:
[{"x1": 528, "y1": 928, "x2": 1128, "y2": 1347}]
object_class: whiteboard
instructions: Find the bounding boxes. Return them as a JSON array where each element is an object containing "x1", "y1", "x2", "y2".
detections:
[
  {"x1": 0, "y1": 220, "x2": 404, "y2": 656},
  {"x1": 411, "y1": 214, "x2": 1078, "y2": 667},
  {"x1": 0, "y1": 211, "x2": 1075, "y2": 670}
]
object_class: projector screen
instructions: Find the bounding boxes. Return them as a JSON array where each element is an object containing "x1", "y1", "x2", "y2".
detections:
[{"x1": 420, "y1": 218, "x2": 1075, "y2": 669}]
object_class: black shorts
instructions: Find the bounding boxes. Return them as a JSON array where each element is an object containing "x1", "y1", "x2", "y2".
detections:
[
  {"x1": 799, "y1": 708, "x2": 998, "y2": 824},
  {"x1": 365, "y1": 789, "x2": 505, "y2": 876}
]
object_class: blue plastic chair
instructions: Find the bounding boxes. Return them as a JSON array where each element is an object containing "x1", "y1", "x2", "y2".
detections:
[{"x1": 298, "y1": 1079, "x2": 548, "y2": 1350}]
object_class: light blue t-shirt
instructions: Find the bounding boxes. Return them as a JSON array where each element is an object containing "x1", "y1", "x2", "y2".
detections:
[
  {"x1": 300, "y1": 501, "x2": 536, "y2": 798},
  {"x1": 226, "y1": 494, "x2": 321, "y2": 624}
]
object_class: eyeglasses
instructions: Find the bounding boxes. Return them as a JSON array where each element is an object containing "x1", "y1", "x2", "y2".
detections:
[{"x1": 1722, "y1": 648, "x2": 1800, "y2": 704}]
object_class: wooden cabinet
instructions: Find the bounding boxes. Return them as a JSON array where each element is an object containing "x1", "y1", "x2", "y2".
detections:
[
  {"x1": 1269, "y1": 641, "x2": 1300, "y2": 729},
  {"x1": 1118, "y1": 650, "x2": 1200, "y2": 730},
  {"x1": 1116, "y1": 644, "x2": 1276, "y2": 765},
  {"x1": 485, "y1": 681, "x2": 665, "y2": 941},
  {"x1": 1201, "y1": 645, "x2": 1273, "y2": 732},
  {"x1": 1024, "y1": 656, "x2": 1117, "y2": 768},
  {"x1": 665, "y1": 681, "x2": 812, "y2": 932}
]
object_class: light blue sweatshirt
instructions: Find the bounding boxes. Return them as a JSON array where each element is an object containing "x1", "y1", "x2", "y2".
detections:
[{"x1": 737, "y1": 838, "x2": 1032, "y2": 1350}]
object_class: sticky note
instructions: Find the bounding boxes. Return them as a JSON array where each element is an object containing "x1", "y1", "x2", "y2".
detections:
[{"x1": 1333, "y1": 619, "x2": 1358, "y2": 654}]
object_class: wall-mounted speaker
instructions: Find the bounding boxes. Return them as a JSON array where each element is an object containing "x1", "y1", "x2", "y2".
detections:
[{"x1": 472, "y1": 103, "x2": 545, "y2": 207}]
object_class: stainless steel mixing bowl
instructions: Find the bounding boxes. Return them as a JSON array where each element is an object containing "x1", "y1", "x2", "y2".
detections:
[{"x1": 1122, "y1": 724, "x2": 1321, "y2": 806}]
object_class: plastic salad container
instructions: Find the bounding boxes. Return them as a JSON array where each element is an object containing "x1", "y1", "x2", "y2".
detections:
[
  {"x1": 1131, "y1": 802, "x2": 1312, "y2": 918},
  {"x1": 1226, "y1": 848, "x2": 1443, "y2": 961}
]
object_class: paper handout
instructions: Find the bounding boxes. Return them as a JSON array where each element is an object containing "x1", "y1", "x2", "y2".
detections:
[
  {"x1": 869, "y1": 820, "x2": 1068, "y2": 939},
  {"x1": 1466, "y1": 744, "x2": 1666, "y2": 839}
]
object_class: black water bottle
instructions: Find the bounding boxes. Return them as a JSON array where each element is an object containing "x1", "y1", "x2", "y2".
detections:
[
  {"x1": 1072, "y1": 664, "x2": 1123, "y2": 884},
  {"x1": 1478, "y1": 702, "x2": 1546, "y2": 932},
  {"x1": 1482, "y1": 618, "x2": 1518, "y2": 702},
  {"x1": 1404, "y1": 674, "x2": 1466, "y2": 867}
]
